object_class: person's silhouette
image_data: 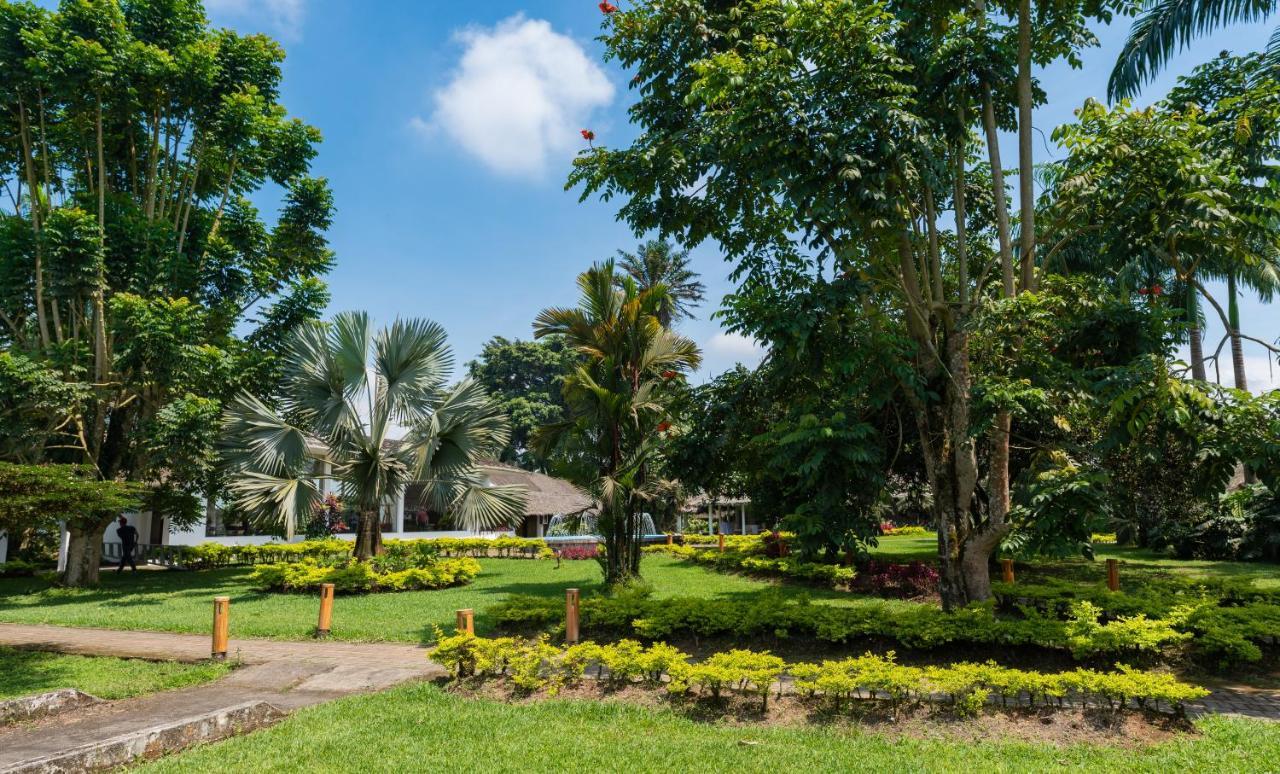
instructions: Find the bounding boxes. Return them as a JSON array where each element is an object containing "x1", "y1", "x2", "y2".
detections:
[{"x1": 116, "y1": 516, "x2": 139, "y2": 573}]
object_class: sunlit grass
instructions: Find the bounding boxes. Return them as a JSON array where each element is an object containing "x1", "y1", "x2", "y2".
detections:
[{"x1": 0, "y1": 646, "x2": 230, "y2": 700}]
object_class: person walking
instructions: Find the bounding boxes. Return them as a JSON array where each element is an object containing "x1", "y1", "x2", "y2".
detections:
[{"x1": 115, "y1": 516, "x2": 139, "y2": 573}]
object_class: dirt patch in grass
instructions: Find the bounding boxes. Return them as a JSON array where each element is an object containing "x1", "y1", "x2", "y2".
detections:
[{"x1": 446, "y1": 678, "x2": 1196, "y2": 749}]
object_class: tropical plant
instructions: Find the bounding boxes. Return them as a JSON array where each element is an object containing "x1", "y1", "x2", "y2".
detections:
[
  {"x1": 615, "y1": 240, "x2": 706, "y2": 327},
  {"x1": 220, "y1": 312, "x2": 525, "y2": 559},
  {"x1": 534, "y1": 260, "x2": 701, "y2": 585},
  {"x1": 1109, "y1": 0, "x2": 1280, "y2": 101}
]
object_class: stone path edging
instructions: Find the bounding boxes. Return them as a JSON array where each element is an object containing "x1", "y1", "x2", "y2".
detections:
[{"x1": 0, "y1": 624, "x2": 444, "y2": 771}]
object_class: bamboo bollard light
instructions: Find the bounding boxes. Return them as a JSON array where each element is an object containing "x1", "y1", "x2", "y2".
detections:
[
  {"x1": 211, "y1": 596, "x2": 230, "y2": 660},
  {"x1": 315, "y1": 583, "x2": 335, "y2": 638}
]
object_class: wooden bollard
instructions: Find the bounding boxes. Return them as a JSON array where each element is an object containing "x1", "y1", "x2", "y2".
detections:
[
  {"x1": 1106, "y1": 558, "x2": 1120, "y2": 591},
  {"x1": 1001, "y1": 558, "x2": 1015, "y2": 584},
  {"x1": 565, "y1": 588, "x2": 580, "y2": 644},
  {"x1": 211, "y1": 596, "x2": 230, "y2": 660},
  {"x1": 315, "y1": 583, "x2": 335, "y2": 638},
  {"x1": 666, "y1": 532, "x2": 674, "y2": 546},
  {"x1": 455, "y1": 608, "x2": 474, "y2": 635},
  {"x1": 718, "y1": 533, "x2": 725, "y2": 552}
]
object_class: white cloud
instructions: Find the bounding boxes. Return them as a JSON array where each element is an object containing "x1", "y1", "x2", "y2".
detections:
[
  {"x1": 1242, "y1": 355, "x2": 1280, "y2": 393},
  {"x1": 204, "y1": 0, "x2": 305, "y2": 40},
  {"x1": 707, "y1": 332, "x2": 766, "y2": 363},
  {"x1": 420, "y1": 16, "x2": 614, "y2": 178}
]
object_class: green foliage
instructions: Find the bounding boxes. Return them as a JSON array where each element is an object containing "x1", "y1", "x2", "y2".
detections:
[
  {"x1": 643, "y1": 543, "x2": 857, "y2": 588},
  {"x1": 0, "y1": 352, "x2": 87, "y2": 462},
  {"x1": 466, "y1": 336, "x2": 575, "y2": 470},
  {"x1": 0, "y1": 462, "x2": 143, "y2": 534},
  {"x1": 250, "y1": 556, "x2": 480, "y2": 594},
  {"x1": 433, "y1": 634, "x2": 1207, "y2": 716}
]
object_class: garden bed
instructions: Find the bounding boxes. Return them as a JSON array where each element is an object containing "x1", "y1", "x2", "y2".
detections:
[
  {"x1": 431, "y1": 634, "x2": 1206, "y2": 748},
  {"x1": 251, "y1": 557, "x2": 481, "y2": 593}
]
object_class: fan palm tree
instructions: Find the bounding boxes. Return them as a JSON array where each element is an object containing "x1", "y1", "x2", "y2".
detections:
[
  {"x1": 534, "y1": 261, "x2": 701, "y2": 584},
  {"x1": 1109, "y1": 0, "x2": 1280, "y2": 101},
  {"x1": 220, "y1": 312, "x2": 526, "y2": 559},
  {"x1": 616, "y1": 240, "x2": 706, "y2": 327}
]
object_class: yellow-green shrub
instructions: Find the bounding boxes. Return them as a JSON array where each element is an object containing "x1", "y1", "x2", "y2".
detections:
[{"x1": 251, "y1": 556, "x2": 480, "y2": 593}]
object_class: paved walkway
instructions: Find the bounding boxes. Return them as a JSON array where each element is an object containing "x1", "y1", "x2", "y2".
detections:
[{"x1": 0, "y1": 624, "x2": 444, "y2": 770}]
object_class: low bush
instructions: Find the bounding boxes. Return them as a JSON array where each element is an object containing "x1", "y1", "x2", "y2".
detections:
[
  {"x1": 851, "y1": 560, "x2": 939, "y2": 598},
  {"x1": 643, "y1": 544, "x2": 856, "y2": 588},
  {"x1": 252, "y1": 556, "x2": 480, "y2": 593},
  {"x1": 489, "y1": 590, "x2": 1192, "y2": 661},
  {"x1": 173, "y1": 535, "x2": 553, "y2": 570},
  {"x1": 0, "y1": 559, "x2": 38, "y2": 577},
  {"x1": 555, "y1": 545, "x2": 599, "y2": 561},
  {"x1": 881, "y1": 524, "x2": 930, "y2": 537},
  {"x1": 431, "y1": 634, "x2": 1207, "y2": 716}
]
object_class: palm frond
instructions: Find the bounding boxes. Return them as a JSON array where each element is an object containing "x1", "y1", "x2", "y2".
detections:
[
  {"x1": 1110, "y1": 0, "x2": 1276, "y2": 101},
  {"x1": 223, "y1": 472, "x2": 320, "y2": 540}
]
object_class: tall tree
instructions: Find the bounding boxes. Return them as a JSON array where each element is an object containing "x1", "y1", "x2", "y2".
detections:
[
  {"x1": 0, "y1": 0, "x2": 334, "y2": 584},
  {"x1": 534, "y1": 261, "x2": 701, "y2": 585},
  {"x1": 572, "y1": 0, "x2": 1110, "y2": 607},
  {"x1": 220, "y1": 312, "x2": 526, "y2": 560},
  {"x1": 466, "y1": 336, "x2": 575, "y2": 470},
  {"x1": 615, "y1": 240, "x2": 707, "y2": 326}
]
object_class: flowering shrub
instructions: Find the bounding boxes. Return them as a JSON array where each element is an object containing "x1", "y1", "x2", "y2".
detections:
[
  {"x1": 880, "y1": 523, "x2": 930, "y2": 537},
  {"x1": 556, "y1": 545, "x2": 599, "y2": 560},
  {"x1": 432, "y1": 634, "x2": 1208, "y2": 716},
  {"x1": 852, "y1": 560, "x2": 939, "y2": 598}
]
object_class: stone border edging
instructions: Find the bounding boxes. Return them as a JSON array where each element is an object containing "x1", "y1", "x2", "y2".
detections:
[
  {"x1": 0, "y1": 690, "x2": 100, "y2": 726},
  {"x1": 1, "y1": 699, "x2": 285, "y2": 773}
]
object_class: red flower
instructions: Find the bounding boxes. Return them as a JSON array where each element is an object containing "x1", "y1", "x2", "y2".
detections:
[
  {"x1": 1138, "y1": 287, "x2": 1149, "y2": 296},
  {"x1": 657, "y1": 421, "x2": 671, "y2": 433},
  {"x1": 1151, "y1": 284, "x2": 1163, "y2": 296},
  {"x1": 598, "y1": 2, "x2": 618, "y2": 13},
  {"x1": 661, "y1": 369, "x2": 677, "y2": 380},
  {"x1": 580, "y1": 129, "x2": 595, "y2": 142}
]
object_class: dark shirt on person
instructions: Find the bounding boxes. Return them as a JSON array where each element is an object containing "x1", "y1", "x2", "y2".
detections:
[{"x1": 117, "y1": 524, "x2": 139, "y2": 549}]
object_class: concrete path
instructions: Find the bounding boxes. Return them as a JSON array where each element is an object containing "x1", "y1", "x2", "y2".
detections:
[{"x1": 0, "y1": 624, "x2": 443, "y2": 771}]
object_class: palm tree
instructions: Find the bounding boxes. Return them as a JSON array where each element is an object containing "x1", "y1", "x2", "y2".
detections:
[
  {"x1": 616, "y1": 240, "x2": 706, "y2": 327},
  {"x1": 220, "y1": 312, "x2": 525, "y2": 559},
  {"x1": 1109, "y1": 0, "x2": 1280, "y2": 101},
  {"x1": 534, "y1": 261, "x2": 701, "y2": 584}
]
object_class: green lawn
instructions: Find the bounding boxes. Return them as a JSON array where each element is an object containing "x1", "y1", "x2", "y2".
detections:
[
  {"x1": 0, "y1": 556, "x2": 849, "y2": 644},
  {"x1": 0, "y1": 646, "x2": 231, "y2": 701},
  {"x1": 138, "y1": 681, "x2": 1280, "y2": 774}
]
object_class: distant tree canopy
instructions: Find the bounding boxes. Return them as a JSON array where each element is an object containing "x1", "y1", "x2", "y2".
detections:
[
  {"x1": 467, "y1": 336, "x2": 576, "y2": 470},
  {"x1": 0, "y1": 0, "x2": 333, "y2": 585}
]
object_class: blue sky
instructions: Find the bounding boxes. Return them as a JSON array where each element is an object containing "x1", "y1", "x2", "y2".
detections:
[{"x1": 206, "y1": 0, "x2": 1278, "y2": 390}]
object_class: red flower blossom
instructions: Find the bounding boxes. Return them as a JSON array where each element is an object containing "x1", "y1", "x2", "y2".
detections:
[
  {"x1": 1138, "y1": 287, "x2": 1149, "y2": 296},
  {"x1": 598, "y1": 2, "x2": 618, "y2": 13},
  {"x1": 657, "y1": 421, "x2": 671, "y2": 433},
  {"x1": 1151, "y1": 284, "x2": 1163, "y2": 296},
  {"x1": 580, "y1": 129, "x2": 595, "y2": 141},
  {"x1": 661, "y1": 369, "x2": 677, "y2": 380}
]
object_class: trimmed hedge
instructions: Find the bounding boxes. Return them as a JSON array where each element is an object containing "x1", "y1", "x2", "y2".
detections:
[
  {"x1": 489, "y1": 590, "x2": 1189, "y2": 661},
  {"x1": 432, "y1": 633, "x2": 1208, "y2": 716},
  {"x1": 251, "y1": 557, "x2": 481, "y2": 593},
  {"x1": 173, "y1": 536, "x2": 552, "y2": 570},
  {"x1": 643, "y1": 543, "x2": 856, "y2": 587}
]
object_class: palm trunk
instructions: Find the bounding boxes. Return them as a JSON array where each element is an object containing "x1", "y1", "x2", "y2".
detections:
[
  {"x1": 1227, "y1": 272, "x2": 1256, "y2": 483},
  {"x1": 353, "y1": 509, "x2": 383, "y2": 560}
]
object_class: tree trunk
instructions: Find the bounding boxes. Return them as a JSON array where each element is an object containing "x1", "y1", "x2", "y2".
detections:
[
  {"x1": 62, "y1": 518, "x2": 111, "y2": 587},
  {"x1": 1186, "y1": 287, "x2": 1207, "y2": 381},
  {"x1": 353, "y1": 509, "x2": 383, "y2": 560},
  {"x1": 93, "y1": 95, "x2": 109, "y2": 384},
  {"x1": 1227, "y1": 272, "x2": 1256, "y2": 483},
  {"x1": 1016, "y1": 0, "x2": 1036, "y2": 291}
]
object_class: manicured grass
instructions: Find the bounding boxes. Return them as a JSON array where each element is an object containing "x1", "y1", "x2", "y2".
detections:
[
  {"x1": 139, "y1": 681, "x2": 1280, "y2": 773},
  {"x1": 0, "y1": 646, "x2": 231, "y2": 701},
  {"x1": 0, "y1": 556, "x2": 845, "y2": 645}
]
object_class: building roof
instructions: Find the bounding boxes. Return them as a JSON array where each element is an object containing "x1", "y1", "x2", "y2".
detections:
[{"x1": 478, "y1": 462, "x2": 594, "y2": 517}]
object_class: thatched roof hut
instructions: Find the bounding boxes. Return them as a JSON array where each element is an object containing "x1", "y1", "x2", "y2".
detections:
[{"x1": 477, "y1": 462, "x2": 593, "y2": 517}]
